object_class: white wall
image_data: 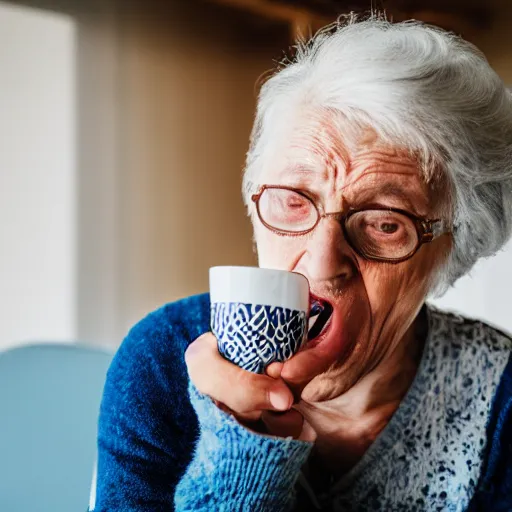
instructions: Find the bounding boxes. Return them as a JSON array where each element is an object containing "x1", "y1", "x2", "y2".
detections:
[
  {"x1": 0, "y1": 2, "x2": 76, "y2": 349},
  {"x1": 431, "y1": 240, "x2": 512, "y2": 333},
  {"x1": 74, "y1": 0, "x2": 124, "y2": 348}
]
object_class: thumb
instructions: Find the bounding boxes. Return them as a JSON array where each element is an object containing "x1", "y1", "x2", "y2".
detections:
[
  {"x1": 265, "y1": 361, "x2": 284, "y2": 379},
  {"x1": 280, "y1": 348, "x2": 333, "y2": 399}
]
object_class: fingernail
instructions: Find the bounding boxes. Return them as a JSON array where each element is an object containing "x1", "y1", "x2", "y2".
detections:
[
  {"x1": 266, "y1": 362, "x2": 283, "y2": 378},
  {"x1": 269, "y1": 390, "x2": 290, "y2": 411}
]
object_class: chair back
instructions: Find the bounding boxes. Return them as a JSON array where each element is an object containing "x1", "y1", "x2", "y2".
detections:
[{"x1": 0, "y1": 343, "x2": 112, "y2": 512}]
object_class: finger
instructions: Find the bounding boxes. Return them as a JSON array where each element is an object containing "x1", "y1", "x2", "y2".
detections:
[
  {"x1": 265, "y1": 361, "x2": 284, "y2": 379},
  {"x1": 261, "y1": 409, "x2": 304, "y2": 439},
  {"x1": 215, "y1": 399, "x2": 265, "y2": 433},
  {"x1": 185, "y1": 332, "x2": 293, "y2": 413},
  {"x1": 214, "y1": 400, "x2": 262, "y2": 423},
  {"x1": 280, "y1": 347, "x2": 335, "y2": 397}
]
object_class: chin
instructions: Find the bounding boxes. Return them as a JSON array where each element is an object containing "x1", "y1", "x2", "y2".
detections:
[
  {"x1": 297, "y1": 291, "x2": 372, "y2": 402},
  {"x1": 301, "y1": 370, "x2": 345, "y2": 402},
  {"x1": 300, "y1": 360, "x2": 365, "y2": 402}
]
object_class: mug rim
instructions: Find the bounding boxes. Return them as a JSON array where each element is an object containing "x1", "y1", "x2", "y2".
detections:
[{"x1": 209, "y1": 266, "x2": 309, "y2": 311}]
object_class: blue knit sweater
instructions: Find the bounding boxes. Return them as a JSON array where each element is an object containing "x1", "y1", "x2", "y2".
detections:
[{"x1": 92, "y1": 294, "x2": 512, "y2": 511}]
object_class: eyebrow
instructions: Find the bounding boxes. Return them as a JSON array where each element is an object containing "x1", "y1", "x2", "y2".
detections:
[
  {"x1": 276, "y1": 165, "x2": 428, "y2": 214},
  {"x1": 351, "y1": 182, "x2": 425, "y2": 215},
  {"x1": 276, "y1": 164, "x2": 327, "y2": 186},
  {"x1": 288, "y1": 163, "x2": 316, "y2": 173}
]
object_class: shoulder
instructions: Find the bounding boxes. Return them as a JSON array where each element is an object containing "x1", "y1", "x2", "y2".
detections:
[
  {"x1": 113, "y1": 292, "x2": 211, "y2": 375},
  {"x1": 95, "y1": 294, "x2": 211, "y2": 506},
  {"x1": 427, "y1": 306, "x2": 512, "y2": 508},
  {"x1": 101, "y1": 293, "x2": 211, "y2": 424},
  {"x1": 426, "y1": 304, "x2": 511, "y2": 417},
  {"x1": 428, "y1": 304, "x2": 512, "y2": 431},
  {"x1": 122, "y1": 292, "x2": 211, "y2": 353},
  {"x1": 427, "y1": 304, "x2": 512, "y2": 354}
]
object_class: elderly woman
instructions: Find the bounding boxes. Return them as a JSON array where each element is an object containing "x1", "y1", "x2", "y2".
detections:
[{"x1": 92, "y1": 17, "x2": 512, "y2": 512}]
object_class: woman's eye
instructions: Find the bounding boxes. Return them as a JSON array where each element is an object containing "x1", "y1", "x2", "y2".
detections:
[
  {"x1": 363, "y1": 216, "x2": 406, "y2": 239},
  {"x1": 377, "y1": 222, "x2": 399, "y2": 234},
  {"x1": 287, "y1": 200, "x2": 308, "y2": 209},
  {"x1": 346, "y1": 210, "x2": 417, "y2": 257}
]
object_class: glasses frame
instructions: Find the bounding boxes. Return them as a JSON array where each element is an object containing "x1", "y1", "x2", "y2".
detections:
[{"x1": 251, "y1": 185, "x2": 446, "y2": 264}]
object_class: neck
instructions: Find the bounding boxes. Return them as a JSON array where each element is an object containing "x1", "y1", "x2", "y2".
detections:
[
  {"x1": 298, "y1": 305, "x2": 428, "y2": 475},
  {"x1": 332, "y1": 306, "x2": 426, "y2": 415}
]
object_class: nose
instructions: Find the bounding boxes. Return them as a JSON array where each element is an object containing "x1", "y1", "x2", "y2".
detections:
[{"x1": 300, "y1": 216, "x2": 357, "y2": 283}]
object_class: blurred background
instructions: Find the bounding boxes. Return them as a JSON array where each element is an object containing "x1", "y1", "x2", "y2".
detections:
[{"x1": 1, "y1": 0, "x2": 512, "y2": 352}]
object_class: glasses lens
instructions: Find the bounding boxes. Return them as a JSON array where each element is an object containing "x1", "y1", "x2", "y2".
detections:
[
  {"x1": 345, "y1": 210, "x2": 418, "y2": 260},
  {"x1": 258, "y1": 188, "x2": 318, "y2": 233}
]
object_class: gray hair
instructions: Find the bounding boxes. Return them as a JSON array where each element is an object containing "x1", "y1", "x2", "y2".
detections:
[{"x1": 242, "y1": 16, "x2": 512, "y2": 295}]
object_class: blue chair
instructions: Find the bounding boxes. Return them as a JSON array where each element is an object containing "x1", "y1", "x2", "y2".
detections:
[{"x1": 0, "y1": 343, "x2": 113, "y2": 512}]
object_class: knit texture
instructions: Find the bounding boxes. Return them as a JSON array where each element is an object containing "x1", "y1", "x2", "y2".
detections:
[
  {"x1": 174, "y1": 383, "x2": 312, "y2": 511},
  {"x1": 92, "y1": 294, "x2": 512, "y2": 511}
]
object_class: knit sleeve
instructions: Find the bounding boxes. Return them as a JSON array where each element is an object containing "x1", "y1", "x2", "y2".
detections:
[
  {"x1": 174, "y1": 383, "x2": 313, "y2": 512},
  {"x1": 91, "y1": 297, "x2": 208, "y2": 512}
]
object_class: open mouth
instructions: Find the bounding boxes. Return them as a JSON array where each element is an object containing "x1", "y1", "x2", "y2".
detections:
[{"x1": 307, "y1": 296, "x2": 333, "y2": 341}]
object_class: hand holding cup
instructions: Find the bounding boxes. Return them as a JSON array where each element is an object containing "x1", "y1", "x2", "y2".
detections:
[{"x1": 185, "y1": 266, "x2": 317, "y2": 440}]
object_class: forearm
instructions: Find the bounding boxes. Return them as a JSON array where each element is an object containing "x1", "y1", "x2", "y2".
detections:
[{"x1": 174, "y1": 383, "x2": 313, "y2": 512}]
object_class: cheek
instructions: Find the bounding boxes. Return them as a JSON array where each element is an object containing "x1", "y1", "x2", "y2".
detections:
[
  {"x1": 360, "y1": 240, "x2": 449, "y2": 318},
  {"x1": 407, "y1": 236, "x2": 452, "y2": 292},
  {"x1": 359, "y1": 263, "x2": 407, "y2": 318},
  {"x1": 254, "y1": 224, "x2": 305, "y2": 269}
]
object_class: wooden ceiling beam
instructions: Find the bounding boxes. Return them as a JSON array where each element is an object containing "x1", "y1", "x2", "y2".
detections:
[
  {"x1": 205, "y1": 0, "x2": 488, "y2": 41},
  {"x1": 388, "y1": 1, "x2": 491, "y2": 32},
  {"x1": 204, "y1": 0, "x2": 332, "y2": 38}
]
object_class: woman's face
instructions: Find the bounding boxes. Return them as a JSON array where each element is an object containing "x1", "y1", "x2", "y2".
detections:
[{"x1": 253, "y1": 110, "x2": 451, "y2": 402}]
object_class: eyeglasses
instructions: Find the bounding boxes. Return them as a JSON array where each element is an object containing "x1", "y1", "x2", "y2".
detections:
[{"x1": 251, "y1": 185, "x2": 448, "y2": 263}]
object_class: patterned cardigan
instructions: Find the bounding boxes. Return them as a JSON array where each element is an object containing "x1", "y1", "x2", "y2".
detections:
[{"x1": 91, "y1": 293, "x2": 512, "y2": 511}]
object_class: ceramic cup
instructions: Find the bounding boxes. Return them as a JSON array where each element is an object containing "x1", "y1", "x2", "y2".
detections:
[{"x1": 209, "y1": 266, "x2": 309, "y2": 374}]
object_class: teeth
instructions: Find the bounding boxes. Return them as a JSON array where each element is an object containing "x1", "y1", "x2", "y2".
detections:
[
  {"x1": 308, "y1": 311, "x2": 320, "y2": 331},
  {"x1": 320, "y1": 315, "x2": 331, "y2": 334},
  {"x1": 307, "y1": 300, "x2": 333, "y2": 341},
  {"x1": 310, "y1": 301, "x2": 323, "y2": 316}
]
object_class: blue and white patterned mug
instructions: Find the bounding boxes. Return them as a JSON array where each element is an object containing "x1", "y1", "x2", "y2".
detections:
[{"x1": 209, "y1": 266, "x2": 309, "y2": 374}]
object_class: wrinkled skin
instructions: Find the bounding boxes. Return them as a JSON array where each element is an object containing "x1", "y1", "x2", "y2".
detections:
[
  {"x1": 187, "y1": 109, "x2": 452, "y2": 474},
  {"x1": 252, "y1": 110, "x2": 452, "y2": 471}
]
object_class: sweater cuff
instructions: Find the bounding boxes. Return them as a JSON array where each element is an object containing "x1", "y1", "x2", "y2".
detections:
[{"x1": 175, "y1": 382, "x2": 313, "y2": 511}]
